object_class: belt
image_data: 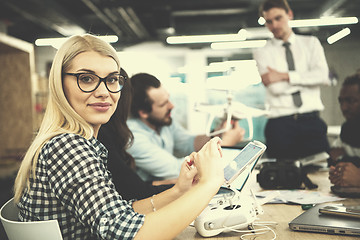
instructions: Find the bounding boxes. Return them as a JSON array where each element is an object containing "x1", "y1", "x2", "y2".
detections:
[{"x1": 277, "y1": 111, "x2": 319, "y2": 120}]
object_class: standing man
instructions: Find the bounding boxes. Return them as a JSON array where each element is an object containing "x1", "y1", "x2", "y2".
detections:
[
  {"x1": 329, "y1": 74, "x2": 360, "y2": 187},
  {"x1": 253, "y1": 0, "x2": 331, "y2": 160},
  {"x1": 127, "y1": 73, "x2": 245, "y2": 182}
]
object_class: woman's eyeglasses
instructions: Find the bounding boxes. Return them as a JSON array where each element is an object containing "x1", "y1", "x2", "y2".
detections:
[{"x1": 64, "y1": 72, "x2": 127, "y2": 93}]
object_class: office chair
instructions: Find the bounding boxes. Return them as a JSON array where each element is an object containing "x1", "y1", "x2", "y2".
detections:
[{"x1": 0, "y1": 198, "x2": 63, "y2": 240}]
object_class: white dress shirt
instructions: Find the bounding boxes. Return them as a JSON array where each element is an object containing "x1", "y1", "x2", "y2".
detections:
[{"x1": 253, "y1": 32, "x2": 331, "y2": 118}]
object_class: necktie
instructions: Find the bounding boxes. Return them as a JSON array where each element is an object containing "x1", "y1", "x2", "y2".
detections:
[
  {"x1": 283, "y1": 42, "x2": 295, "y2": 70},
  {"x1": 283, "y1": 42, "x2": 302, "y2": 107}
]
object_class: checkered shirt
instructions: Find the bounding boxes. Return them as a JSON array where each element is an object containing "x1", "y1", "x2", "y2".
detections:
[{"x1": 18, "y1": 133, "x2": 145, "y2": 240}]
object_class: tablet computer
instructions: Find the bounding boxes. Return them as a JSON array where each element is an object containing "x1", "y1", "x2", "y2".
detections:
[{"x1": 223, "y1": 140, "x2": 266, "y2": 189}]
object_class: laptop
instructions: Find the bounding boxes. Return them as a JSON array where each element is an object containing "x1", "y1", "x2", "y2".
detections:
[{"x1": 289, "y1": 203, "x2": 360, "y2": 236}]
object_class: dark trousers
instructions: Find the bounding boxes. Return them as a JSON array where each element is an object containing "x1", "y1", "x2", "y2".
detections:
[{"x1": 265, "y1": 112, "x2": 330, "y2": 160}]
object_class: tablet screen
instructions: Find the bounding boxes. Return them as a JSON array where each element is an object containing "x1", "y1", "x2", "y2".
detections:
[{"x1": 224, "y1": 143, "x2": 264, "y2": 183}]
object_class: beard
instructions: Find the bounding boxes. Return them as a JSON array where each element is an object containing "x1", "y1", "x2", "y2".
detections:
[{"x1": 147, "y1": 111, "x2": 173, "y2": 128}]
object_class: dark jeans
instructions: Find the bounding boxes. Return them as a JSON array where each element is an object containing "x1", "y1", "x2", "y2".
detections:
[{"x1": 265, "y1": 112, "x2": 330, "y2": 160}]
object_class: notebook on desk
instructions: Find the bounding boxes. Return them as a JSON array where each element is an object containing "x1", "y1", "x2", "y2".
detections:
[{"x1": 289, "y1": 203, "x2": 360, "y2": 236}]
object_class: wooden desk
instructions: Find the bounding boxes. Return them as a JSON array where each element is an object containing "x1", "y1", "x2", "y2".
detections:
[{"x1": 176, "y1": 169, "x2": 360, "y2": 240}]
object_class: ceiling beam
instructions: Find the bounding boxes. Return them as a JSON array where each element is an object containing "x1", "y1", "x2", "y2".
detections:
[
  {"x1": 117, "y1": 7, "x2": 150, "y2": 39},
  {"x1": 81, "y1": 0, "x2": 124, "y2": 37},
  {"x1": 3, "y1": 2, "x2": 81, "y2": 37}
]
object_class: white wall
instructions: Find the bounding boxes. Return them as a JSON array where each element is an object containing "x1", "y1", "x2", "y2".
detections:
[{"x1": 322, "y1": 37, "x2": 360, "y2": 126}]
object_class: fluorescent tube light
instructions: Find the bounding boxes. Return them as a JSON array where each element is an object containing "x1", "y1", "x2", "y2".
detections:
[
  {"x1": 258, "y1": 16, "x2": 358, "y2": 27},
  {"x1": 238, "y1": 27, "x2": 273, "y2": 39},
  {"x1": 327, "y1": 28, "x2": 351, "y2": 44},
  {"x1": 211, "y1": 40, "x2": 267, "y2": 50},
  {"x1": 289, "y1": 17, "x2": 358, "y2": 27},
  {"x1": 35, "y1": 35, "x2": 119, "y2": 48},
  {"x1": 209, "y1": 60, "x2": 257, "y2": 68},
  {"x1": 35, "y1": 38, "x2": 67, "y2": 47},
  {"x1": 166, "y1": 33, "x2": 246, "y2": 44}
]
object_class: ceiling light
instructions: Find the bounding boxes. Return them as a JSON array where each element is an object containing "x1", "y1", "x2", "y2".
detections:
[
  {"x1": 211, "y1": 40, "x2": 267, "y2": 50},
  {"x1": 258, "y1": 16, "x2": 358, "y2": 27},
  {"x1": 172, "y1": 8, "x2": 247, "y2": 17},
  {"x1": 289, "y1": 17, "x2": 358, "y2": 27},
  {"x1": 35, "y1": 35, "x2": 119, "y2": 48},
  {"x1": 166, "y1": 29, "x2": 271, "y2": 45},
  {"x1": 166, "y1": 33, "x2": 246, "y2": 44},
  {"x1": 238, "y1": 27, "x2": 273, "y2": 39},
  {"x1": 209, "y1": 60, "x2": 257, "y2": 68},
  {"x1": 35, "y1": 38, "x2": 67, "y2": 47},
  {"x1": 258, "y1": 17, "x2": 266, "y2": 25},
  {"x1": 327, "y1": 28, "x2": 351, "y2": 44}
]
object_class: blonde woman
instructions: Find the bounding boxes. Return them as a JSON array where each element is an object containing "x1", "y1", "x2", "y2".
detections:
[{"x1": 13, "y1": 34, "x2": 224, "y2": 240}]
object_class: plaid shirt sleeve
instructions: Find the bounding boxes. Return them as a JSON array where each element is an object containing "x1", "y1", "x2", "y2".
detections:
[{"x1": 44, "y1": 133, "x2": 145, "y2": 239}]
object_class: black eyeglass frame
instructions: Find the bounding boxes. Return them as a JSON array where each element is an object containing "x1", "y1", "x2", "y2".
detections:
[{"x1": 64, "y1": 72, "x2": 127, "y2": 93}]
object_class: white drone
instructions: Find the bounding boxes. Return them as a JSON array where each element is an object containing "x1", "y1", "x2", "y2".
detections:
[{"x1": 195, "y1": 68, "x2": 268, "y2": 141}]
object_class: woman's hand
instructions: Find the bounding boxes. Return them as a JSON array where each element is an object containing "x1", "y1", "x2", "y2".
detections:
[
  {"x1": 173, "y1": 153, "x2": 198, "y2": 194},
  {"x1": 193, "y1": 137, "x2": 224, "y2": 187},
  {"x1": 173, "y1": 137, "x2": 224, "y2": 195},
  {"x1": 134, "y1": 138, "x2": 225, "y2": 240}
]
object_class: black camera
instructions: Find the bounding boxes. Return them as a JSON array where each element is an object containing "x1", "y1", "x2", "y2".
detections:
[{"x1": 257, "y1": 160, "x2": 303, "y2": 189}]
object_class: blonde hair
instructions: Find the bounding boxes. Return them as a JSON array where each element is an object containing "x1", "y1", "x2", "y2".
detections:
[{"x1": 14, "y1": 34, "x2": 120, "y2": 202}]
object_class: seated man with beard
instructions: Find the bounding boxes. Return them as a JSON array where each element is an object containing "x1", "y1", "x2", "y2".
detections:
[
  {"x1": 127, "y1": 73, "x2": 245, "y2": 183},
  {"x1": 329, "y1": 73, "x2": 360, "y2": 187}
]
